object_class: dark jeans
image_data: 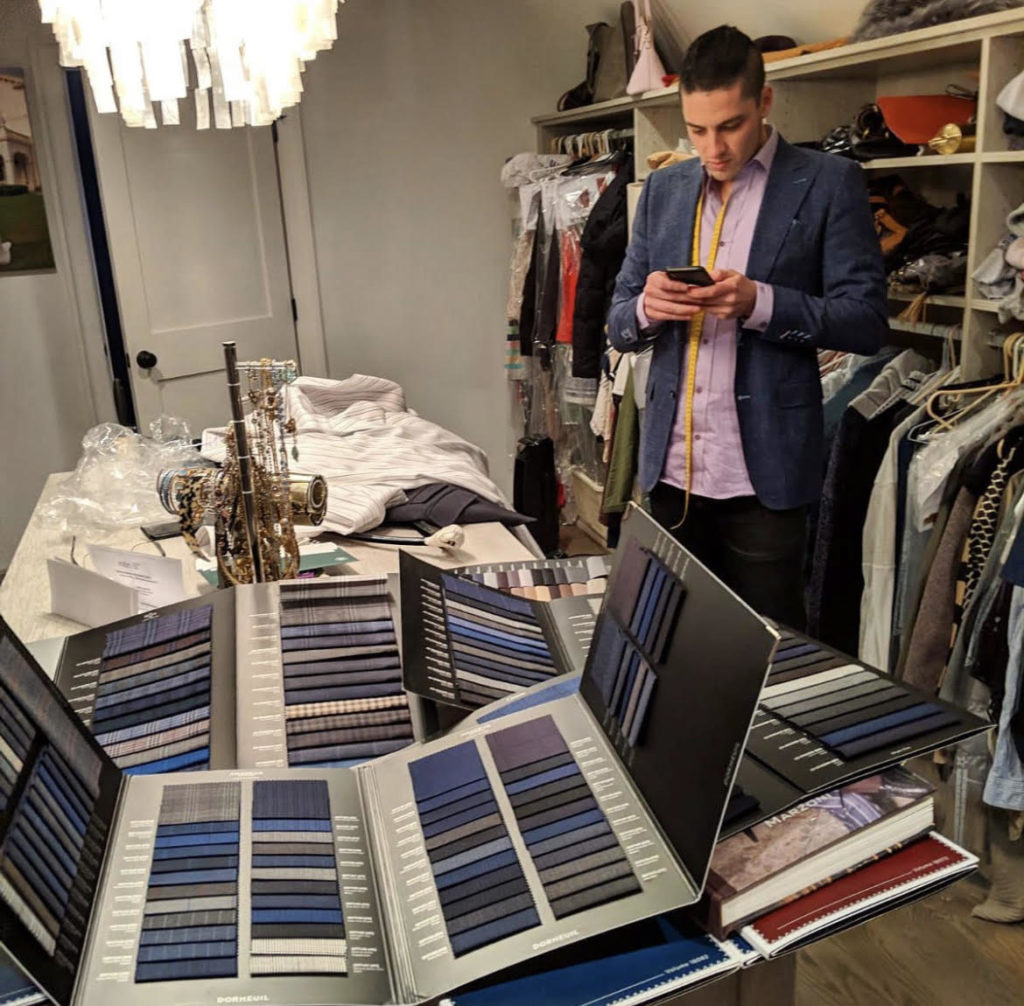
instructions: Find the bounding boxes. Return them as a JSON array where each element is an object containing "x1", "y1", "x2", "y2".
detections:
[{"x1": 648, "y1": 484, "x2": 807, "y2": 630}]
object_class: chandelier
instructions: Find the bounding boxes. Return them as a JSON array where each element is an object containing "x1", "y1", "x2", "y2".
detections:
[{"x1": 39, "y1": 1, "x2": 343, "y2": 129}]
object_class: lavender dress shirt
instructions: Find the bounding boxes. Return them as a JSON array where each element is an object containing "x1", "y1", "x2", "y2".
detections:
[{"x1": 638, "y1": 129, "x2": 779, "y2": 498}]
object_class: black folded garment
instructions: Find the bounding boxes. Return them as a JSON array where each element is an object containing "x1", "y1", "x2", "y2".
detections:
[{"x1": 385, "y1": 483, "x2": 534, "y2": 527}]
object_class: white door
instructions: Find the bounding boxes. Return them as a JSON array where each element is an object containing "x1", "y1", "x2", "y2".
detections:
[{"x1": 87, "y1": 93, "x2": 297, "y2": 434}]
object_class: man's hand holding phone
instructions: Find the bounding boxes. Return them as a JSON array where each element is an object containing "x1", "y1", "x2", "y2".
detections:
[{"x1": 643, "y1": 268, "x2": 758, "y2": 323}]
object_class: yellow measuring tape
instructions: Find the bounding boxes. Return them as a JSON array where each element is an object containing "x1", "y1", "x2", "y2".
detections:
[{"x1": 673, "y1": 187, "x2": 730, "y2": 528}]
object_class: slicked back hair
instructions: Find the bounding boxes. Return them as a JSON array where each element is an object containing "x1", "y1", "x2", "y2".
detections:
[{"x1": 679, "y1": 26, "x2": 765, "y2": 100}]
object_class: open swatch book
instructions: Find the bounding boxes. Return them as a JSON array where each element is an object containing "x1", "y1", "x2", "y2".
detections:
[
  {"x1": 0, "y1": 508, "x2": 779, "y2": 1006},
  {"x1": 49, "y1": 575, "x2": 420, "y2": 774}
]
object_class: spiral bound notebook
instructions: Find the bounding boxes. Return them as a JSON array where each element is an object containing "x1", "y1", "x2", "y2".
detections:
[
  {"x1": 739, "y1": 831, "x2": 976, "y2": 958},
  {"x1": 442, "y1": 914, "x2": 742, "y2": 1006}
]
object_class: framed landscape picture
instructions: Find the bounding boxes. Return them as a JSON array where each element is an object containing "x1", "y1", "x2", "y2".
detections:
[{"x1": 0, "y1": 67, "x2": 56, "y2": 272}]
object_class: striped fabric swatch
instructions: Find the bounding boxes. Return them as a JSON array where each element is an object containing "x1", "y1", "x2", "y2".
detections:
[
  {"x1": 587, "y1": 619, "x2": 658, "y2": 749},
  {"x1": 249, "y1": 779, "x2": 346, "y2": 976},
  {"x1": 486, "y1": 716, "x2": 641, "y2": 919},
  {"x1": 760, "y1": 632, "x2": 960, "y2": 760},
  {"x1": 92, "y1": 606, "x2": 213, "y2": 774},
  {"x1": 455, "y1": 556, "x2": 610, "y2": 601},
  {"x1": 0, "y1": 680, "x2": 33, "y2": 814},
  {"x1": 136, "y1": 782, "x2": 240, "y2": 982},
  {"x1": 0, "y1": 745, "x2": 98, "y2": 956},
  {"x1": 408, "y1": 742, "x2": 539, "y2": 955},
  {"x1": 439, "y1": 575, "x2": 560, "y2": 708},
  {"x1": 278, "y1": 579, "x2": 414, "y2": 767}
]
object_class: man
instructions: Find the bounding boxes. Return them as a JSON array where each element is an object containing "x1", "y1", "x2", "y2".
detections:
[{"x1": 608, "y1": 25, "x2": 887, "y2": 628}]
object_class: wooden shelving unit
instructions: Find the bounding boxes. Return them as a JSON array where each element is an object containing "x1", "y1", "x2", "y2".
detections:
[{"x1": 532, "y1": 8, "x2": 1024, "y2": 381}]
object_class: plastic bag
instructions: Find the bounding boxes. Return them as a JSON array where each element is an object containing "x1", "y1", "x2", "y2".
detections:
[{"x1": 38, "y1": 417, "x2": 203, "y2": 536}]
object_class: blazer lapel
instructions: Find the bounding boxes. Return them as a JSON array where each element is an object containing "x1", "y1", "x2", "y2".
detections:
[{"x1": 746, "y1": 138, "x2": 821, "y2": 282}]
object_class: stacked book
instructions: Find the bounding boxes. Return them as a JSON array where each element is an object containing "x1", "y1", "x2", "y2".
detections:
[{"x1": 700, "y1": 766, "x2": 976, "y2": 955}]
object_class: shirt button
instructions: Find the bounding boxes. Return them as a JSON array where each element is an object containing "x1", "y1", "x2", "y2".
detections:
[
  {"x1": 702, "y1": 339, "x2": 709, "y2": 346},
  {"x1": 694, "y1": 434, "x2": 702, "y2": 441},
  {"x1": 696, "y1": 386, "x2": 704, "y2": 394}
]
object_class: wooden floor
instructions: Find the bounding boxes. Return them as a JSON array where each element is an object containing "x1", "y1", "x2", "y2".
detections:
[
  {"x1": 560, "y1": 520, "x2": 1024, "y2": 1006},
  {"x1": 796, "y1": 872, "x2": 1024, "y2": 1005}
]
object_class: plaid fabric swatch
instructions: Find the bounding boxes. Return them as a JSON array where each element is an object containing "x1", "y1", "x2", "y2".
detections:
[
  {"x1": 91, "y1": 606, "x2": 214, "y2": 775},
  {"x1": 278, "y1": 579, "x2": 414, "y2": 768},
  {"x1": 136, "y1": 781, "x2": 241, "y2": 983},
  {"x1": 250, "y1": 780, "x2": 346, "y2": 976}
]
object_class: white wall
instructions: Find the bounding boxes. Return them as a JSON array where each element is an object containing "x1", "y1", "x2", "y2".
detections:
[
  {"x1": 0, "y1": 0, "x2": 878, "y2": 567},
  {"x1": 655, "y1": 0, "x2": 870, "y2": 58},
  {"x1": 300, "y1": 0, "x2": 622, "y2": 498},
  {"x1": 298, "y1": 0, "x2": 868, "y2": 500},
  {"x1": 0, "y1": 0, "x2": 111, "y2": 568}
]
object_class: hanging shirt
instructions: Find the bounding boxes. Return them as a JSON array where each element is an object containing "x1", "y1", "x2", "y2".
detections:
[{"x1": 640, "y1": 129, "x2": 778, "y2": 498}]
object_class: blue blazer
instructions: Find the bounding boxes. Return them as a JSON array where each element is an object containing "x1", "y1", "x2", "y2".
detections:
[{"x1": 607, "y1": 137, "x2": 887, "y2": 509}]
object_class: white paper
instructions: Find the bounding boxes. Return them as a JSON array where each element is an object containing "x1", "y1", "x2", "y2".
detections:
[
  {"x1": 25, "y1": 636, "x2": 67, "y2": 681},
  {"x1": 88, "y1": 544, "x2": 188, "y2": 611},
  {"x1": 47, "y1": 558, "x2": 140, "y2": 628}
]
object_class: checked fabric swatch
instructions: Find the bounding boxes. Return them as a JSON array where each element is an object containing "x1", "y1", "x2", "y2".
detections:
[
  {"x1": 92, "y1": 606, "x2": 213, "y2": 774},
  {"x1": 249, "y1": 779, "x2": 346, "y2": 976},
  {"x1": 409, "y1": 742, "x2": 539, "y2": 956},
  {"x1": 439, "y1": 575, "x2": 559, "y2": 708},
  {"x1": 279, "y1": 579, "x2": 414, "y2": 767},
  {"x1": 135, "y1": 782, "x2": 240, "y2": 982},
  {"x1": 486, "y1": 716, "x2": 641, "y2": 919}
]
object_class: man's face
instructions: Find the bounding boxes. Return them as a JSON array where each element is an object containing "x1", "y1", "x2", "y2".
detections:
[{"x1": 680, "y1": 81, "x2": 772, "y2": 183}]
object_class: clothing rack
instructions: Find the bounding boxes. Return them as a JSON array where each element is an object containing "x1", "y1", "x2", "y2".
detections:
[{"x1": 550, "y1": 127, "x2": 634, "y2": 158}]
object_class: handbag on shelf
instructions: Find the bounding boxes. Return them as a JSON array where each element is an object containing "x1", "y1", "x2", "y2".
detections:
[
  {"x1": 820, "y1": 103, "x2": 918, "y2": 161},
  {"x1": 627, "y1": 0, "x2": 667, "y2": 95},
  {"x1": 558, "y1": 22, "x2": 606, "y2": 111},
  {"x1": 593, "y1": 20, "x2": 628, "y2": 102}
]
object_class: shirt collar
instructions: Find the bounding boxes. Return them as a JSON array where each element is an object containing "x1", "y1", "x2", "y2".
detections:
[{"x1": 752, "y1": 125, "x2": 779, "y2": 172}]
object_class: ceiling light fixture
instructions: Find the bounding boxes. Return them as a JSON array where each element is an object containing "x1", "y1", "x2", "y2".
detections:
[{"x1": 38, "y1": 0, "x2": 342, "y2": 128}]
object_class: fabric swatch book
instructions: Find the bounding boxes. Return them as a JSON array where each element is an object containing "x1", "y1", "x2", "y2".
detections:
[
  {"x1": 447, "y1": 554, "x2": 611, "y2": 602},
  {"x1": 740, "y1": 831, "x2": 977, "y2": 957},
  {"x1": 702, "y1": 767, "x2": 935, "y2": 938},
  {"x1": 0, "y1": 505, "x2": 778, "y2": 1006},
  {"x1": 49, "y1": 574, "x2": 421, "y2": 774},
  {"x1": 729, "y1": 625, "x2": 990, "y2": 832},
  {"x1": 400, "y1": 552, "x2": 600, "y2": 709}
]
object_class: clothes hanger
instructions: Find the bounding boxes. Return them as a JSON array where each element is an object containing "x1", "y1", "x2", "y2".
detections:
[{"x1": 925, "y1": 331, "x2": 1024, "y2": 429}]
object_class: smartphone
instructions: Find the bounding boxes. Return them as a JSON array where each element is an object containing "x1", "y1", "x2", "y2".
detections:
[{"x1": 665, "y1": 266, "x2": 715, "y2": 286}]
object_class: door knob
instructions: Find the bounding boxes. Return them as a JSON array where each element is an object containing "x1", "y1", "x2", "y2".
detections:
[{"x1": 136, "y1": 350, "x2": 158, "y2": 369}]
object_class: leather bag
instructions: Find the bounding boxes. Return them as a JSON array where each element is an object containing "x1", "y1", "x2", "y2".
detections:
[{"x1": 626, "y1": 0, "x2": 666, "y2": 95}]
